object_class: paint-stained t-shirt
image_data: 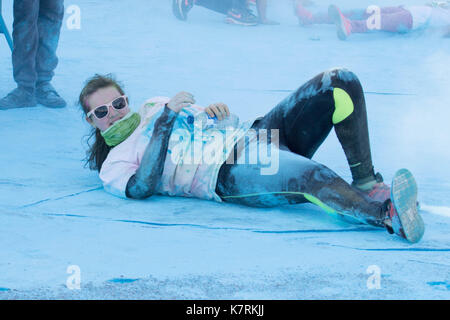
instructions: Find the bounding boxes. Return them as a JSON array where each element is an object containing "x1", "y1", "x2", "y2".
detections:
[{"x1": 99, "y1": 97, "x2": 255, "y2": 202}]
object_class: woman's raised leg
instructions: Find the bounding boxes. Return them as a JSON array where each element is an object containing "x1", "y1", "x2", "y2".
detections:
[{"x1": 252, "y1": 68, "x2": 378, "y2": 190}]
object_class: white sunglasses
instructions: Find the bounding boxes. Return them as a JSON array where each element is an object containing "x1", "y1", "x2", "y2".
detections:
[{"x1": 87, "y1": 95, "x2": 128, "y2": 119}]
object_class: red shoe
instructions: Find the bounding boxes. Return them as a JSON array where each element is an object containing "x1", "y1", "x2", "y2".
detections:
[
  {"x1": 294, "y1": 1, "x2": 314, "y2": 26},
  {"x1": 366, "y1": 182, "x2": 391, "y2": 203},
  {"x1": 328, "y1": 4, "x2": 352, "y2": 40},
  {"x1": 354, "y1": 172, "x2": 421, "y2": 211}
]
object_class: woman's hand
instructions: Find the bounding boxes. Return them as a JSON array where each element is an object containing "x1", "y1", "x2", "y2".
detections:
[
  {"x1": 205, "y1": 102, "x2": 230, "y2": 121},
  {"x1": 167, "y1": 92, "x2": 195, "y2": 113}
]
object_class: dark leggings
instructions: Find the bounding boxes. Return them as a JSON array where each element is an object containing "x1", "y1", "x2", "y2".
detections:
[{"x1": 215, "y1": 68, "x2": 385, "y2": 227}]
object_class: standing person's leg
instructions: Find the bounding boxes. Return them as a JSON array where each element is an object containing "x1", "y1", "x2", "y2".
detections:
[
  {"x1": 35, "y1": 0, "x2": 66, "y2": 108},
  {"x1": 0, "y1": 0, "x2": 39, "y2": 109},
  {"x1": 36, "y1": 0, "x2": 64, "y2": 88},
  {"x1": 252, "y1": 68, "x2": 382, "y2": 194},
  {"x1": 12, "y1": 0, "x2": 39, "y2": 92}
]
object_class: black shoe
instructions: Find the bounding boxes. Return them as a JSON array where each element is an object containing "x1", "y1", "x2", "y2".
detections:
[
  {"x1": 225, "y1": 8, "x2": 258, "y2": 26},
  {"x1": 36, "y1": 82, "x2": 67, "y2": 108},
  {"x1": 172, "y1": 0, "x2": 194, "y2": 21},
  {"x1": 0, "y1": 87, "x2": 37, "y2": 110}
]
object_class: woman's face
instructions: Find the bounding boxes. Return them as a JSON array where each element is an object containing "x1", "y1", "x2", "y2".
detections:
[{"x1": 85, "y1": 86, "x2": 130, "y2": 132}]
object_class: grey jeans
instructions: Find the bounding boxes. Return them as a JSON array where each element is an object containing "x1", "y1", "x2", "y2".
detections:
[{"x1": 12, "y1": 0, "x2": 64, "y2": 90}]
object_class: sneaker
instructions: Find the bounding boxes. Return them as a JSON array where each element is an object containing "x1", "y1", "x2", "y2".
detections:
[
  {"x1": 172, "y1": 0, "x2": 194, "y2": 21},
  {"x1": 0, "y1": 87, "x2": 37, "y2": 110},
  {"x1": 383, "y1": 200, "x2": 406, "y2": 238},
  {"x1": 225, "y1": 8, "x2": 258, "y2": 26},
  {"x1": 36, "y1": 82, "x2": 67, "y2": 108},
  {"x1": 294, "y1": 0, "x2": 314, "y2": 26},
  {"x1": 383, "y1": 199, "x2": 424, "y2": 243},
  {"x1": 353, "y1": 172, "x2": 391, "y2": 203},
  {"x1": 328, "y1": 4, "x2": 352, "y2": 40},
  {"x1": 382, "y1": 169, "x2": 425, "y2": 243}
]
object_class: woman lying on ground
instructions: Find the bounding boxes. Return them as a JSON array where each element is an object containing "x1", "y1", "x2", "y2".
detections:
[
  {"x1": 79, "y1": 68, "x2": 424, "y2": 243},
  {"x1": 294, "y1": 0, "x2": 450, "y2": 40}
]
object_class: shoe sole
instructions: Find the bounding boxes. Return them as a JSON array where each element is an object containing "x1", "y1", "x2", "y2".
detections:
[
  {"x1": 328, "y1": 5, "x2": 348, "y2": 41},
  {"x1": 391, "y1": 169, "x2": 425, "y2": 243}
]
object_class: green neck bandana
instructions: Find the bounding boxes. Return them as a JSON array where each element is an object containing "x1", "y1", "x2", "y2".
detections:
[{"x1": 101, "y1": 112, "x2": 141, "y2": 147}]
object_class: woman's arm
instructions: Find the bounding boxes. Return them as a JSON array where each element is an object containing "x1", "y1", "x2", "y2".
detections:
[
  {"x1": 125, "y1": 105, "x2": 177, "y2": 199},
  {"x1": 126, "y1": 92, "x2": 195, "y2": 199}
]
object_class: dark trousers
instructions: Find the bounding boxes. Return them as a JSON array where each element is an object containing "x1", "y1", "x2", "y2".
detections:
[
  {"x1": 195, "y1": 0, "x2": 247, "y2": 15},
  {"x1": 12, "y1": 0, "x2": 64, "y2": 91},
  {"x1": 216, "y1": 68, "x2": 385, "y2": 227}
]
